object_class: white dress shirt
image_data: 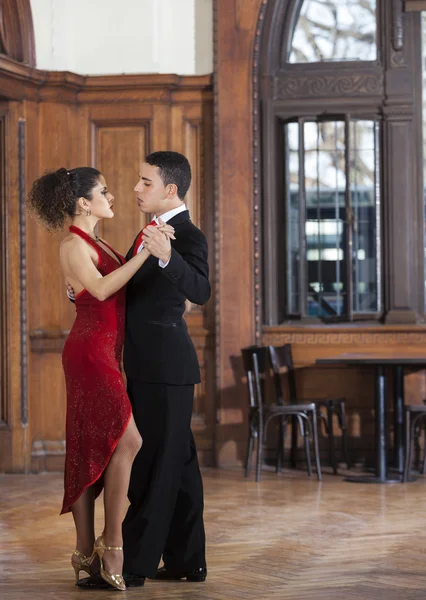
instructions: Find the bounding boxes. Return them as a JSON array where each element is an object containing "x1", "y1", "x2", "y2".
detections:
[{"x1": 137, "y1": 203, "x2": 187, "y2": 268}]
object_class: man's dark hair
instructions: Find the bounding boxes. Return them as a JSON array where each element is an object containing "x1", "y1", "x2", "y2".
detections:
[{"x1": 145, "y1": 151, "x2": 191, "y2": 200}]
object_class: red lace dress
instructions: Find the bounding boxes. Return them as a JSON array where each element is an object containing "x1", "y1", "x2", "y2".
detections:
[{"x1": 61, "y1": 225, "x2": 131, "y2": 514}]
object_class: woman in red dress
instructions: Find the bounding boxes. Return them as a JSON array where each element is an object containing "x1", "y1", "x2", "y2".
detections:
[{"x1": 28, "y1": 167, "x2": 174, "y2": 591}]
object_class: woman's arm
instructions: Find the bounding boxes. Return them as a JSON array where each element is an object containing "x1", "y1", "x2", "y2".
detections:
[{"x1": 61, "y1": 237, "x2": 151, "y2": 302}]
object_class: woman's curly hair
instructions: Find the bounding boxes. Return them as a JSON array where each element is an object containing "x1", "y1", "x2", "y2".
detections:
[{"x1": 28, "y1": 167, "x2": 101, "y2": 230}]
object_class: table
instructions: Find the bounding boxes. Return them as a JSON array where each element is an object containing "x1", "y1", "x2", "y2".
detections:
[{"x1": 316, "y1": 354, "x2": 426, "y2": 483}]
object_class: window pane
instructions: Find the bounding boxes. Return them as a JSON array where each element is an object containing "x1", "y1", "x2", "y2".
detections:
[
  {"x1": 350, "y1": 120, "x2": 380, "y2": 314},
  {"x1": 284, "y1": 118, "x2": 380, "y2": 320},
  {"x1": 285, "y1": 122, "x2": 301, "y2": 314},
  {"x1": 289, "y1": 0, "x2": 377, "y2": 64},
  {"x1": 304, "y1": 121, "x2": 346, "y2": 317}
]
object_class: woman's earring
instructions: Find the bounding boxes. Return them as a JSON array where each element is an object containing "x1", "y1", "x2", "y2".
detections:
[{"x1": 86, "y1": 207, "x2": 91, "y2": 217}]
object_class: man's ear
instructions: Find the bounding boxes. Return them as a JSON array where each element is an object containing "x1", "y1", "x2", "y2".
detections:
[{"x1": 166, "y1": 183, "x2": 178, "y2": 198}]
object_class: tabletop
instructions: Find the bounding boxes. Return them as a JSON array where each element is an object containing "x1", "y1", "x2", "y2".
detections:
[{"x1": 316, "y1": 353, "x2": 426, "y2": 366}]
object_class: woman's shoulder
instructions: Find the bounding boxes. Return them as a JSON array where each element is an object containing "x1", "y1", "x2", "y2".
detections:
[{"x1": 60, "y1": 232, "x2": 91, "y2": 256}]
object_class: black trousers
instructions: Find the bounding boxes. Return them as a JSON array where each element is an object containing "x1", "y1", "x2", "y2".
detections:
[{"x1": 122, "y1": 379, "x2": 206, "y2": 578}]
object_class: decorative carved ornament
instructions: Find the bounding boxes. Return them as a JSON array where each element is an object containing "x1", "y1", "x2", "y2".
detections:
[
  {"x1": 262, "y1": 330, "x2": 426, "y2": 346},
  {"x1": 0, "y1": 0, "x2": 35, "y2": 67},
  {"x1": 272, "y1": 72, "x2": 384, "y2": 99}
]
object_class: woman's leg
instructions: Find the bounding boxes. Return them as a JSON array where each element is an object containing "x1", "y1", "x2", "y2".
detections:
[
  {"x1": 101, "y1": 415, "x2": 142, "y2": 575},
  {"x1": 71, "y1": 486, "x2": 96, "y2": 557}
]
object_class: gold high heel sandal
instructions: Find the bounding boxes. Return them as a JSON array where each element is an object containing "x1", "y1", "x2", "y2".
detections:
[
  {"x1": 94, "y1": 536, "x2": 126, "y2": 591},
  {"x1": 71, "y1": 549, "x2": 96, "y2": 582}
]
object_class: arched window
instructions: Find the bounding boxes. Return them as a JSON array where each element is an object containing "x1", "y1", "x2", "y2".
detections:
[
  {"x1": 289, "y1": 0, "x2": 377, "y2": 63},
  {"x1": 260, "y1": 0, "x2": 423, "y2": 325}
]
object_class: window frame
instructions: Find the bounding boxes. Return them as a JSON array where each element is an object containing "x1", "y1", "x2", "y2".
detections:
[{"x1": 262, "y1": 106, "x2": 384, "y2": 325}]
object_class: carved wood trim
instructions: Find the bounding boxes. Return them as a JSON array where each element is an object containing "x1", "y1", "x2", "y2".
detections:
[
  {"x1": 1, "y1": 0, "x2": 35, "y2": 67},
  {"x1": 18, "y1": 118, "x2": 28, "y2": 425},
  {"x1": 0, "y1": 59, "x2": 213, "y2": 103},
  {"x1": 0, "y1": 114, "x2": 7, "y2": 427},
  {"x1": 263, "y1": 330, "x2": 426, "y2": 346},
  {"x1": 29, "y1": 328, "x2": 69, "y2": 354},
  {"x1": 271, "y1": 71, "x2": 384, "y2": 99},
  {"x1": 253, "y1": 0, "x2": 269, "y2": 342},
  {"x1": 31, "y1": 439, "x2": 66, "y2": 473},
  {"x1": 213, "y1": 0, "x2": 221, "y2": 394}
]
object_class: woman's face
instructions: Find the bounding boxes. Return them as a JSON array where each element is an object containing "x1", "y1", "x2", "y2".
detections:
[{"x1": 86, "y1": 175, "x2": 115, "y2": 219}]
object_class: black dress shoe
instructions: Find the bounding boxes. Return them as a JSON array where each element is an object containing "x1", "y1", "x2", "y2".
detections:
[
  {"x1": 123, "y1": 572, "x2": 146, "y2": 587},
  {"x1": 154, "y1": 566, "x2": 207, "y2": 582}
]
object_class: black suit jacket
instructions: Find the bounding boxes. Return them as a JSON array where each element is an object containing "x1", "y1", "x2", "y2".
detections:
[{"x1": 123, "y1": 210, "x2": 210, "y2": 385}]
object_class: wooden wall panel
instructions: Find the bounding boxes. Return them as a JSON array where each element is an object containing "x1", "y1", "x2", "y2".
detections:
[
  {"x1": 0, "y1": 69, "x2": 213, "y2": 472},
  {"x1": 95, "y1": 123, "x2": 151, "y2": 252}
]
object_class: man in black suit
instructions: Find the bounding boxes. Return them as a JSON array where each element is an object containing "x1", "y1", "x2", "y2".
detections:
[
  {"x1": 77, "y1": 151, "x2": 209, "y2": 590},
  {"x1": 122, "y1": 151, "x2": 210, "y2": 587}
]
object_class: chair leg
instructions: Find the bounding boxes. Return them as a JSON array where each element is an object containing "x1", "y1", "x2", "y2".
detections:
[
  {"x1": 338, "y1": 401, "x2": 351, "y2": 470},
  {"x1": 311, "y1": 409, "x2": 322, "y2": 481},
  {"x1": 300, "y1": 416, "x2": 312, "y2": 477},
  {"x1": 422, "y1": 425, "x2": 426, "y2": 475},
  {"x1": 245, "y1": 433, "x2": 254, "y2": 478},
  {"x1": 327, "y1": 404, "x2": 337, "y2": 475},
  {"x1": 256, "y1": 421, "x2": 264, "y2": 482},
  {"x1": 414, "y1": 423, "x2": 421, "y2": 471},
  {"x1": 403, "y1": 411, "x2": 412, "y2": 483},
  {"x1": 276, "y1": 418, "x2": 285, "y2": 473},
  {"x1": 291, "y1": 415, "x2": 298, "y2": 468}
]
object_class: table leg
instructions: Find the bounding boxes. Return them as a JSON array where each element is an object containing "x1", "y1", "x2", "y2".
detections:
[
  {"x1": 345, "y1": 365, "x2": 400, "y2": 484},
  {"x1": 393, "y1": 365, "x2": 404, "y2": 473}
]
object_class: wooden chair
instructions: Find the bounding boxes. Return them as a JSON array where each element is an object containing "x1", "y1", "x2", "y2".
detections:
[
  {"x1": 241, "y1": 345, "x2": 322, "y2": 482},
  {"x1": 403, "y1": 403, "x2": 426, "y2": 482},
  {"x1": 268, "y1": 344, "x2": 351, "y2": 474}
]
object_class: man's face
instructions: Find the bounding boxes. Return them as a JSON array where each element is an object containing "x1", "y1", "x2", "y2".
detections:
[{"x1": 134, "y1": 162, "x2": 167, "y2": 215}]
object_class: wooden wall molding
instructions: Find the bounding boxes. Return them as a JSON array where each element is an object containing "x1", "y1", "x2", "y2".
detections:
[
  {"x1": 0, "y1": 56, "x2": 213, "y2": 103},
  {"x1": 0, "y1": 113, "x2": 7, "y2": 429},
  {"x1": 0, "y1": 0, "x2": 35, "y2": 67},
  {"x1": 263, "y1": 329, "x2": 426, "y2": 347},
  {"x1": 405, "y1": 1, "x2": 426, "y2": 11},
  {"x1": 253, "y1": 0, "x2": 268, "y2": 343},
  {"x1": 18, "y1": 117, "x2": 27, "y2": 425},
  {"x1": 29, "y1": 328, "x2": 69, "y2": 354},
  {"x1": 31, "y1": 439, "x2": 65, "y2": 472}
]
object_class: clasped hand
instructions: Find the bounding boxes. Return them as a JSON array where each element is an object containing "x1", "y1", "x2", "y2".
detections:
[{"x1": 144, "y1": 218, "x2": 175, "y2": 264}]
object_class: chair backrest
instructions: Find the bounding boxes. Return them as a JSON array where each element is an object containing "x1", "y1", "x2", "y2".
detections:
[
  {"x1": 268, "y1": 344, "x2": 297, "y2": 405},
  {"x1": 241, "y1": 345, "x2": 269, "y2": 409}
]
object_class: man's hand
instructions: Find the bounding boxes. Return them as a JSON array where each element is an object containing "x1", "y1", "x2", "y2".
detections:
[{"x1": 143, "y1": 220, "x2": 173, "y2": 264}]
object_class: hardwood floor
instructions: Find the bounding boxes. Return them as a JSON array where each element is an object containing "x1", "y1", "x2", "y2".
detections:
[{"x1": 2, "y1": 468, "x2": 426, "y2": 599}]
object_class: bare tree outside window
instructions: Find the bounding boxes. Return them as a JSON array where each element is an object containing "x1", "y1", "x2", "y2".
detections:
[{"x1": 290, "y1": 0, "x2": 377, "y2": 63}]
